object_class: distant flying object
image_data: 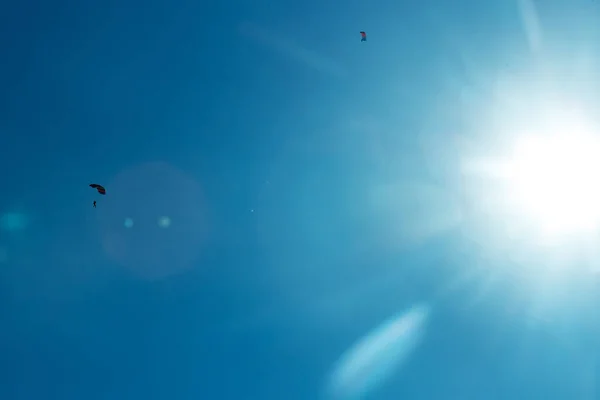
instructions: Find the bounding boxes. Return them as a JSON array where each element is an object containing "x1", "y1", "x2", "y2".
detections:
[
  {"x1": 90, "y1": 184, "x2": 106, "y2": 208},
  {"x1": 90, "y1": 184, "x2": 106, "y2": 195},
  {"x1": 360, "y1": 31, "x2": 367, "y2": 42}
]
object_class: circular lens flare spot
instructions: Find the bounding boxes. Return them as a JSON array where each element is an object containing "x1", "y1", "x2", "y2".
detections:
[{"x1": 158, "y1": 216, "x2": 171, "y2": 228}]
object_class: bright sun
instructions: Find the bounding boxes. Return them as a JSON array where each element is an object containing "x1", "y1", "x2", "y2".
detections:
[
  {"x1": 505, "y1": 130, "x2": 600, "y2": 234},
  {"x1": 462, "y1": 101, "x2": 600, "y2": 239},
  {"x1": 470, "y1": 101, "x2": 600, "y2": 238}
]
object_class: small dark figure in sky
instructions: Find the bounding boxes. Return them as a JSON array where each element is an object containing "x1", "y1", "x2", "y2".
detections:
[{"x1": 90, "y1": 184, "x2": 106, "y2": 208}]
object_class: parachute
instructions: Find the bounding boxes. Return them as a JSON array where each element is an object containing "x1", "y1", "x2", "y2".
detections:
[
  {"x1": 90, "y1": 184, "x2": 106, "y2": 195},
  {"x1": 360, "y1": 31, "x2": 367, "y2": 42},
  {"x1": 90, "y1": 184, "x2": 105, "y2": 208}
]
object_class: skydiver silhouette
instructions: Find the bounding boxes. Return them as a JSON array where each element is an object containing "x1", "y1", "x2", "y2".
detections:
[{"x1": 93, "y1": 201, "x2": 96, "y2": 208}]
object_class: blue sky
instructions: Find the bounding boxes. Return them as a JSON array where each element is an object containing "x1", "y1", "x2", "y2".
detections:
[{"x1": 1, "y1": 0, "x2": 599, "y2": 399}]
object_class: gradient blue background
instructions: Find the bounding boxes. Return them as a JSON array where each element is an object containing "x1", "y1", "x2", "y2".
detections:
[{"x1": 1, "y1": 0, "x2": 598, "y2": 399}]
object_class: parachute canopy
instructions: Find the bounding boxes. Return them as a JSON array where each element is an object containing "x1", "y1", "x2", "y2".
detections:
[
  {"x1": 90, "y1": 184, "x2": 106, "y2": 195},
  {"x1": 360, "y1": 31, "x2": 367, "y2": 41}
]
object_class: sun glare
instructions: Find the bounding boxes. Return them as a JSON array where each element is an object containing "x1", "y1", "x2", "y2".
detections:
[
  {"x1": 504, "y1": 129, "x2": 600, "y2": 234},
  {"x1": 462, "y1": 98, "x2": 600, "y2": 242}
]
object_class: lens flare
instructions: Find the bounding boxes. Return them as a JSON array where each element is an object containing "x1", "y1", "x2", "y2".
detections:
[{"x1": 327, "y1": 304, "x2": 430, "y2": 399}]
